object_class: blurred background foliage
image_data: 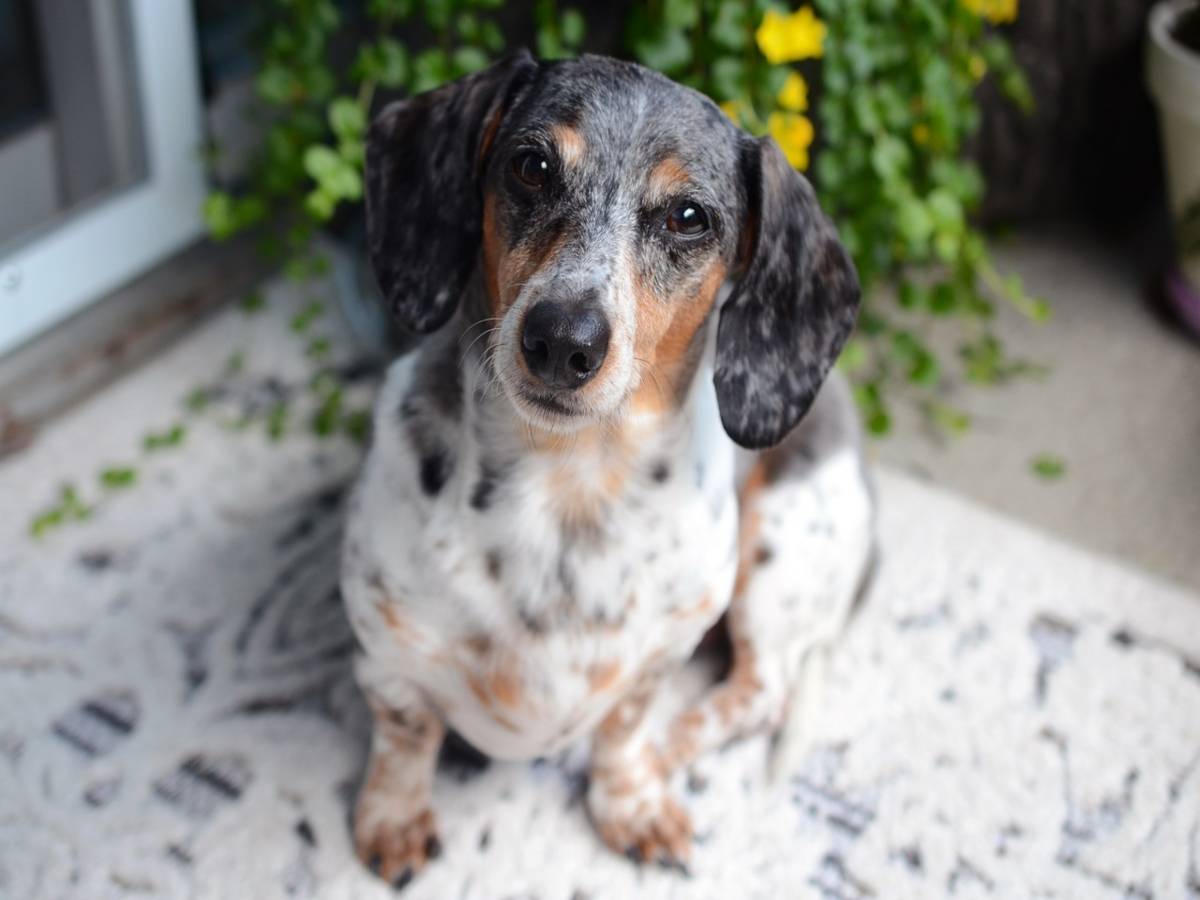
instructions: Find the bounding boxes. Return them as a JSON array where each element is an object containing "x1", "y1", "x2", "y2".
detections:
[{"x1": 202, "y1": 0, "x2": 1042, "y2": 438}]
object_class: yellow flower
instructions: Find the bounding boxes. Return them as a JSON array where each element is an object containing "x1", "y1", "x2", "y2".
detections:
[
  {"x1": 969, "y1": 53, "x2": 987, "y2": 81},
  {"x1": 768, "y1": 111, "x2": 814, "y2": 170},
  {"x1": 961, "y1": 0, "x2": 1018, "y2": 24},
  {"x1": 756, "y1": 6, "x2": 826, "y2": 65},
  {"x1": 995, "y1": 0, "x2": 1019, "y2": 22},
  {"x1": 776, "y1": 72, "x2": 809, "y2": 112},
  {"x1": 912, "y1": 123, "x2": 930, "y2": 145},
  {"x1": 720, "y1": 99, "x2": 743, "y2": 123}
]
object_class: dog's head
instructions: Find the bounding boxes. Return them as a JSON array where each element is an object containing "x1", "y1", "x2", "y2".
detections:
[{"x1": 366, "y1": 52, "x2": 859, "y2": 448}]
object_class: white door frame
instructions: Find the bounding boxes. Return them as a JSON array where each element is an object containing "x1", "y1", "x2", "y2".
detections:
[{"x1": 0, "y1": 0, "x2": 207, "y2": 357}]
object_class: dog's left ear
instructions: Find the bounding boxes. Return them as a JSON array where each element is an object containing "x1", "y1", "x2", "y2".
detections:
[
  {"x1": 366, "y1": 50, "x2": 539, "y2": 334},
  {"x1": 714, "y1": 136, "x2": 861, "y2": 449}
]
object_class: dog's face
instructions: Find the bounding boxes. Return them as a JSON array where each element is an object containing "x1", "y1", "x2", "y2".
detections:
[
  {"x1": 479, "y1": 59, "x2": 748, "y2": 429},
  {"x1": 367, "y1": 52, "x2": 860, "y2": 448}
]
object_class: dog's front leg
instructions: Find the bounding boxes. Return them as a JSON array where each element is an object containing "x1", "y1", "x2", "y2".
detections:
[
  {"x1": 588, "y1": 676, "x2": 692, "y2": 871},
  {"x1": 355, "y1": 684, "x2": 445, "y2": 889}
]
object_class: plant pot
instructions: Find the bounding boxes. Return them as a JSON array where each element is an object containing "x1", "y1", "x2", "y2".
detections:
[{"x1": 1147, "y1": 0, "x2": 1200, "y2": 334}]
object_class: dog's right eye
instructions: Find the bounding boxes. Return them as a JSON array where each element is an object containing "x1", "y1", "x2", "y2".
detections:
[{"x1": 512, "y1": 151, "x2": 551, "y2": 188}]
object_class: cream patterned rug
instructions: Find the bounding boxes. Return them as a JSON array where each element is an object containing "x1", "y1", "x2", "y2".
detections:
[{"x1": 1, "y1": 279, "x2": 1198, "y2": 900}]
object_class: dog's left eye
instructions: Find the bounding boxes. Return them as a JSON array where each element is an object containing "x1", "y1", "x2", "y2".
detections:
[
  {"x1": 665, "y1": 201, "x2": 710, "y2": 237},
  {"x1": 512, "y1": 151, "x2": 551, "y2": 188}
]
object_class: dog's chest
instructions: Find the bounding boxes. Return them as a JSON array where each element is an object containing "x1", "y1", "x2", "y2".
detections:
[{"x1": 344, "y1": 380, "x2": 738, "y2": 759}]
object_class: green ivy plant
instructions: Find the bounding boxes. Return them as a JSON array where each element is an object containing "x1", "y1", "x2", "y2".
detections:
[
  {"x1": 30, "y1": 0, "x2": 1052, "y2": 536},
  {"x1": 205, "y1": 0, "x2": 1041, "y2": 443}
]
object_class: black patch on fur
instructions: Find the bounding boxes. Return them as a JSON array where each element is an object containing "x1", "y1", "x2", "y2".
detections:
[
  {"x1": 470, "y1": 460, "x2": 508, "y2": 511},
  {"x1": 419, "y1": 452, "x2": 452, "y2": 496},
  {"x1": 440, "y1": 731, "x2": 491, "y2": 780},
  {"x1": 485, "y1": 549, "x2": 503, "y2": 581},
  {"x1": 295, "y1": 819, "x2": 317, "y2": 847},
  {"x1": 398, "y1": 397, "x2": 419, "y2": 421},
  {"x1": 519, "y1": 607, "x2": 549, "y2": 635},
  {"x1": 470, "y1": 477, "x2": 494, "y2": 511},
  {"x1": 650, "y1": 461, "x2": 671, "y2": 483}
]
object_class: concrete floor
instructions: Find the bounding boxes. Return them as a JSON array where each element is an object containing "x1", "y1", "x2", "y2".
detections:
[{"x1": 873, "y1": 227, "x2": 1200, "y2": 595}]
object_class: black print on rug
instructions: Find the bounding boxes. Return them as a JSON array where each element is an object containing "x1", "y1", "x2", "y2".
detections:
[
  {"x1": 52, "y1": 689, "x2": 139, "y2": 756},
  {"x1": 154, "y1": 753, "x2": 253, "y2": 819}
]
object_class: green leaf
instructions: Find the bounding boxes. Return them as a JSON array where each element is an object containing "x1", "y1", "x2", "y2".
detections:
[
  {"x1": 412, "y1": 49, "x2": 452, "y2": 93},
  {"x1": 291, "y1": 300, "x2": 326, "y2": 333},
  {"x1": 895, "y1": 198, "x2": 933, "y2": 245},
  {"x1": 870, "y1": 135, "x2": 909, "y2": 182},
  {"x1": 343, "y1": 409, "x2": 372, "y2": 446},
  {"x1": 479, "y1": 21, "x2": 505, "y2": 52},
  {"x1": 929, "y1": 403, "x2": 971, "y2": 437},
  {"x1": 256, "y1": 63, "x2": 297, "y2": 105},
  {"x1": 423, "y1": 0, "x2": 452, "y2": 30},
  {"x1": 266, "y1": 402, "x2": 289, "y2": 442},
  {"x1": 452, "y1": 46, "x2": 490, "y2": 75},
  {"x1": 203, "y1": 192, "x2": 234, "y2": 239},
  {"x1": 710, "y1": 1, "x2": 747, "y2": 50},
  {"x1": 328, "y1": 97, "x2": 366, "y2": 140},
  {"x1": 312, "y1": 386, "x2": 343, "y2": 437},
  {"x1": 1027, "y1": 297, "x2": 1052, "y2": 323},
  {"x1": 184, "y1": 387, "x2": 211, "y2": 412},
  {"x1": 867, "y1": 408, "x2": 892, "y2": 436},
  {"x1": 633, "y1": 27, "x2": 691, "y2": 74},
  {"x1": 356, "y1": 39, "x2": 409, "y2": 88},
  {"x1": 100, "y1": 467, "x2": 138, "y2": 489},
  {"x1": 662, "y1": 0, "x2": 699, "y2": 29},
  {"x1": 537, "y1": 26, "x2": 563, "y2": 60},
  {"x1": 306, "y1": 336, "x2": 332, "y2": 360},
  {"x1": 836, "y1": 337, "x2": 868, "y2": 373},
  {"x1": 561, "y1": 8, "x2": 586, "y2": 47},
  {"x1": 927, "y1": 188, "x2": 964, "y2": 230},
  {"x1": 303, "y1": 145, "x2": 342, "y2": 181},
  {"x1": 1031, "y1": 454, "x2": 1066, "y2": 480},
  {"x1": 305, "y1": 187, "x2": 337, "y2": 221},
  {"x1": 144, "y1": 424, "x2": 186, "y2": 451},
  {"x1": 30, "y1": 509, "x2": 63, "y2": 538},
  {"x1": 239, "y1": 291, "x2": 266, "y2": 315},
  {"x1": 710, "y1": 57, "x2": 747, "y2": 101}
]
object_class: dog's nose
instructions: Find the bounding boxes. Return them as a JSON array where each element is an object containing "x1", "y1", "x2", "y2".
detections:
[{"x1": 520, "y1": 301, "x2": 611, "y2": 390}]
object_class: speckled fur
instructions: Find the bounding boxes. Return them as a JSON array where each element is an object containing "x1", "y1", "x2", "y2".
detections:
[{"x1": 346, "y1": 51, "x2": 872, "y2": 887}]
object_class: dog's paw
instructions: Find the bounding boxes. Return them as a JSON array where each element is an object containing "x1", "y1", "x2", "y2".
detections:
[
  {"x1": 594, "y1": 792, "x2": 693, "y2": 873},
  {"x1": 355, "y1": 806, "x2": 442, "y2": 890}
]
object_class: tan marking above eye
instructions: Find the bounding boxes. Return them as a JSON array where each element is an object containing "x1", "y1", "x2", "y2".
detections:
[
  {"x1": 550, "y1": 123, "x2": 586, "y2": 167},
  {"x1": 647, "y1": 156, "x2": 691, "y2": 200}
]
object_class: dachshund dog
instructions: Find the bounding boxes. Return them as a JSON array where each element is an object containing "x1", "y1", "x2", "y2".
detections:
[{"x1": 341, "y1": 50, "x2": 874, "y2": 887}]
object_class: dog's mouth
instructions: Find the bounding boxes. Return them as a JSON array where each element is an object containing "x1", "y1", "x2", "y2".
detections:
[
  {"x1": 507, "y1": 385, "x2": 590, "y2": 431},
  {"x1": 521, "y1": 390, "x2": 580, "y2": 417}
]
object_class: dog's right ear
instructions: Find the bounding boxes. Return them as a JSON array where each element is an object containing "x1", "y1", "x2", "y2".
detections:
[{"x1": 366, "y1": 50, "x2": 539, "y2": 334}]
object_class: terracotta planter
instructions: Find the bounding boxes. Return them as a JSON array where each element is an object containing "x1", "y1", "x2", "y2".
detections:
[{"x1": 1147, "y1": 0, "x2": 1200, "y2": 332}]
